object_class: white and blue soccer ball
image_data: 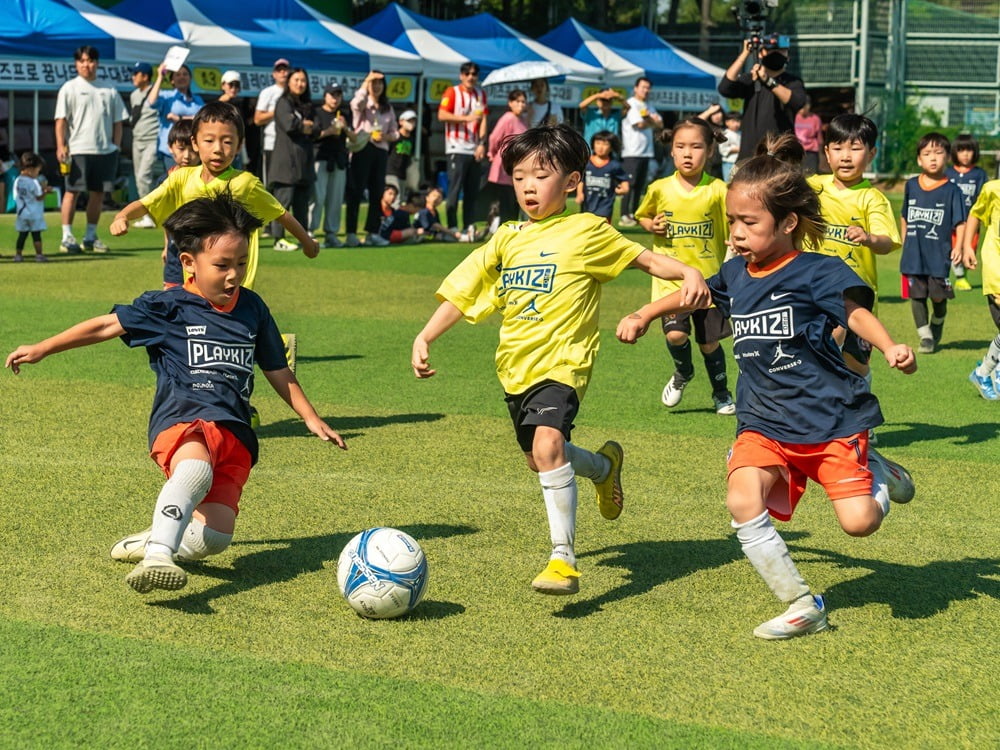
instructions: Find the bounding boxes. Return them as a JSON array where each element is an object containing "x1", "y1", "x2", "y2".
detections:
[{"x1": 337, "y1": 528, "x2": 429, "y2": 619}]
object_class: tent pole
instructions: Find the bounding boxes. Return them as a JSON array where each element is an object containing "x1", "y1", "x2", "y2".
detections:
[
  {"x1": 415, "y1": 76, "x2": 424, "y2": 161},
  {"x1": 33, "y1": 90, "x2": 39, "y2": 154}
]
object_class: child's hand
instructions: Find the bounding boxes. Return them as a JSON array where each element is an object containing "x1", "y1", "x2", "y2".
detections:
[
  {"x1": 962, "y1": 247, "x2": 978, "y2": 270},
  {"x1": 885, "y1": 344, "x2": 916, "y2": 374},
  {"x1": 679, "y1": 271, "x2": 711, "y2": 309},
  {"x1": 110, "y1": 216, "x2": 130, "y2": 236},
  {"x1": 302, "y1": 236, "x2": 320, "y2": 259},
  {"x1": 616, "y1": 313, "x2": 649, "y2": 343},
  {"x1": 5, "y1": 344, "x2": 45, "y2": 374},
  {"x1": 650, "y1": 213, "x2": 669, "y2": 236},
  {"x1": 305, "y1": 417, "x2": 347, "y2": 449},
  {"x1": 845, "y1": 226, "x2": 870, "y2": 246},
  {"x1": 412, "y1": 337, "x2": 435, "y2": 378}
]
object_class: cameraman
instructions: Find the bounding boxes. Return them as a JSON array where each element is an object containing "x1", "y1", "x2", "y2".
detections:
[{"x1": 718, "y1": 35, "x2": 806, "y2": 162}]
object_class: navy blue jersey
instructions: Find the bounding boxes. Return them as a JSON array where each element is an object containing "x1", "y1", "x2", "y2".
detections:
[
  {"x1": 113, "y1": 285, "x2": 287, "y2": 463},
  {"x1": 416, "y1": 206, "x2": 441, "y2": 233},
  {"x1": 901, "y1": 178, "x2": 967, "y2": 277},
  {"x1": 709, "y1": 251, "x2": 882, "y2": 443},
  {"x1": 946, "y1": 165, "x2": 988, "y2": 211},
  {"x1": 581, "y1": 158, "x2": 629, "y2": 219},
  {"x1": 377, "y1": 207, "x2": 413, "y2": 239}
]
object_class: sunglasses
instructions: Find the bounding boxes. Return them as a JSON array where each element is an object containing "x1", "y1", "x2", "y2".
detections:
[{"x1": 225, "y1": 81, "x2": 241, "y2": 87}]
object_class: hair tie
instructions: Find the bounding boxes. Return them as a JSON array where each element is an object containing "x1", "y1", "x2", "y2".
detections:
[{"x1": 767, "y1": 151, "x2": 776, "y2": 156}]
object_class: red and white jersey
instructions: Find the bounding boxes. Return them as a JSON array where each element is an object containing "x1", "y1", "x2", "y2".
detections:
[{"x1": 439, "y1": 84, "x2": 488, "y2": 156}]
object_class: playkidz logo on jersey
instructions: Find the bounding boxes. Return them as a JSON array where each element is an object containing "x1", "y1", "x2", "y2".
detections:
[
  {"x1": 187, "y1": 339, "x2": 254, "y2": 372},
  {"x1": 665, "y1": 220, "x2": 714, "y2": 240},
  {"x1": 906, "y1": 205, "x2": 945, "y2": 226},
  {"x1": 824, "y1": 224, "x2": 861, "y2": 247},
  {"x1": 731, "y1": 306, "x2": 793, "y2": 341},
  {"x1": 499, "y1": 264, "x2": 555, "y2": 296}
]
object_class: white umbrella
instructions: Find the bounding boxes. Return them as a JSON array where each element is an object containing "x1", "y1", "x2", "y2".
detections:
[{"x1": 482, "y1": 61, "x2": 571, "y2": 87}]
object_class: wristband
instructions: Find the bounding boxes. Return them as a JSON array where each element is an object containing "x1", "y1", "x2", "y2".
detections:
[{"x1": 765, "y1": 77, "x2": 778, "y2": 90}]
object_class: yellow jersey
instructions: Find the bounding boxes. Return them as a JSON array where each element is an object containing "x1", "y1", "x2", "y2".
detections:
[
  {"x1": 807, "y1": 174, "x2": 900, "y2": 295},
  {"x1": 970, "y1": 179, "x2": 1000, "y2": 296},
  {"x1": 436, "y1": 210, "x2": 645, "y2": 398},
  {"x1": 634, "y1": 172, "x2": 728, "y2": 301},
  {"x1": 141, "y1": 166, "x2": 285, "y2": 290}
]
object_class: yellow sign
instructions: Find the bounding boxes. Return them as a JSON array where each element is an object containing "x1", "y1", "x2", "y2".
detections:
[
  {"x1": 429, "y1": 78, "x2": 453, "y2": 101},
  {"x1": 386, "y1": 76, "x2": 412, "y2": 100},
  {"x1": 193, "y1": 67, "x2": 220, "y2": 91}
]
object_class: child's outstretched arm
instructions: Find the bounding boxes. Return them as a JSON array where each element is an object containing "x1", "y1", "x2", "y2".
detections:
[
  {"x1": 630, "y1": 249, "x2": 711, "y2": 309},
  {"x1": 845, "y1": 299, "x2": 916, "y2": 374},
  {"x1": 617, "y1": 290, "x2": 687, "y2": 344},
  {"x1": 262, "y1": 368, "x2": 347, "y2": 449},
  {"x1": 110, "y1": 200, "x2": 151, "y2": 236},
  {"x1": 962, "y1": 214, "x2": 982, "y2": 269},
  {"x1": 844, "y1": 226, "x2": 899, "y2": 255},
  {"x1": 412, "y1": 301, "x2": 464, "y2": 378},
  {"x1": 276, "y1": 211, "x2": 320, "y2": 259},
  {"x1": 6, "y1": 314, "x2": 125, "y2": 374}
]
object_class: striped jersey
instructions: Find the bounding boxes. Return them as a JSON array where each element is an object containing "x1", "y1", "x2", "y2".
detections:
[{"x1": 439, "y1": 85, "x2": 488, "y2": 155}]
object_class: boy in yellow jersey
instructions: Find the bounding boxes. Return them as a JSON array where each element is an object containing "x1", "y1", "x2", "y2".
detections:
[
  {"x1": 412, "y1": 124, "x2": 710, "y2": 595},
  {"x1": 808, "y1": 114, "x2": 900, "y2": 382},
  {"x1": 636, "y1": 118, "x2": 734, "y2": 414},
  {"x1": 962, "y1": 178, "x2": 1000, "y2": 399}
]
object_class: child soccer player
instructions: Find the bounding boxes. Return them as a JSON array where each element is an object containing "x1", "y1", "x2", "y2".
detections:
[
  {"x1": 416, "y1": 186, "x2": 462, "y2": 242},
  {"x1": 412, "y1": 124, "x2": 710, "y2": 595},
  {"x1": 808, "y1": 114, "x2": 901, "y2": 383},
  {"x1": 617, "y1": 134, "x2": 917, "y2": 639},
  {"x1": 962, "y1": 176, "x2": 1000, "y2": 399},
  {"x1": 900, "y1": 133, "x2": 967, "y2": 354},
  {"x1": 947, "y1": 133, "x2": 988, "y2": 291},
  {"x1": 154, "y1": 119, "x2": 200, "y2": 287},
  {"x1": 12, "y1": 152, "x2": 51, "y2": 263},
  {"x1": 371, "y1": 185, "x2": 424, "y2": 245},
  {"x1": 576, "y1": 130, "x2": 629, "y2": 223},
  {"x1": 635, "y1": 118, "x2": 734, "y2": 415},
  {"x1": 5, "y1": 192, "x2": 346, "y2": 594}
]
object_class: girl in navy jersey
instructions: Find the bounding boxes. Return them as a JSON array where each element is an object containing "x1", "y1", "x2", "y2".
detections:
[
  {"x1": 946, "y1": 133, "x2": 988, "y2": 291},
  {"x1": 6, "y1": 193, "x2": 346, "y2": 595},
  {"x1": 617, "y1": 134, "x2": 918, "y2": 639}
]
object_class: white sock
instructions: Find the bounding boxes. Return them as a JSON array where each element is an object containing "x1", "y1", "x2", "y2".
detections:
[
  {"x1": 147, "y1": 459, "x2": 213, "y2": 558},
  {"x1": 178, "y1": 517, "x2": 233, "y2": 560},
  {"x1": 917, "y1": 324, "x2": 933, "y2": 340},
  {"x1": 564, "y1": 442, "x2": 609, "y2": 481},
  {"x1": 953, "y1": 262, "x2": 966, "y2": 278},
  {"x1": 733, "y1": 510, "x2": 810, "y2": 603},
  {"x1": 84, "y1": 223, "x2": 97, "y2": 241},
  {"x1": 62, "y1": 224, "x2": 73, "y2": 240},
  {"x1": 977, "y1": 335, "x2": 1000, "y2": 376},
  {"x1": 539, "y1": 462, "x2": 577, "y2": 567}
]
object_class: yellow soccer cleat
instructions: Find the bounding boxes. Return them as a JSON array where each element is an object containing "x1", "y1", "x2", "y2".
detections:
[
  {"x1": 594, "y1": 441, "x2": 624, "y2": 520},
  {"x1": 954, "y1": 277, "x2": 972, "y2": 291},
  {"x1": 281, "y1": 333, "x2": 298, "y2": 373},
  {"x1": 531, "y1": 558, "x2": 581, "y2": 595}
]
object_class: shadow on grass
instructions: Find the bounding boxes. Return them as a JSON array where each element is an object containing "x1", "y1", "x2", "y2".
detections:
[
  {"x1": 933, "y1": 338, "x2": 991, "y2": 352},
  {"x1": 296, "y1": 354, "x2": 364, "y2": 364},
  {"x1": 875, "y1": 421, "x2": 1000, "y2": 447},
  {"x1": 256, "y1": 411, "x2": 445, "y2": 439},
  {"x1": 152, "y1": 523, "x2": 477, "y2": 616},
  {"x1": 553, "y1": 532, "x2": 808, "y2": 619},
  {"x1": 790, "y1": 545, "x2": 1000, "y2": 619}
]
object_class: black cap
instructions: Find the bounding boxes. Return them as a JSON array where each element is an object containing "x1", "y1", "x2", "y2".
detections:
[{"x1": 323, "y1": 84, "x2": 343, "y2": 96}]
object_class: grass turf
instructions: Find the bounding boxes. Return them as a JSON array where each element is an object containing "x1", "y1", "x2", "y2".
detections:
[{"x1": 0, "y1": 209, "x2": 998, "y2": 748}]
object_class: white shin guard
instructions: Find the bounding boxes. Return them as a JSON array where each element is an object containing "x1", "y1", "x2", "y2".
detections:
[
  {"x1": 148, "y1": 459, "x2": 214, "y2": 553},
  {"x1": 564, "y1": 442, "x2": 608, "y2": 482},
  {"x1": 539, "y1": 462, "x2": 577, "y2": 565},
  {"x1": 733, "y1": 510, "x2": 810, "y2": 604},
  {"x1": 178, "y1": 518, "x2": 233, "y2": 561}
]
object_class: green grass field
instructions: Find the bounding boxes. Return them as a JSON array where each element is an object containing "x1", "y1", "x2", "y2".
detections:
[{"x1": 1, "y1": 208, "x2": 998, "y2": 749}]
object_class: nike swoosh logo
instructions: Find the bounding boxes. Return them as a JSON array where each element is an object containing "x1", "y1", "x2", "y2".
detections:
[
  {"x1": 850, "y1": 216, "x2": 862, "y2": 221},
  {"x1": 770, "y1": 292, "x2": 792, "y2": 300},
  {"x1": 539, "y1": 252, "x2": 557, "y2": 257},
  {"x1": 123, "y1": 539, "x2": 144, "y2": 550}
]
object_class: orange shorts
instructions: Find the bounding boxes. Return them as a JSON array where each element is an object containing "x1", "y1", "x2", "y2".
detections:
[
  {"x1": 150, "y1": 420, "x2": 252, "y2": 514},
  {"x1": 727, "y1": 430, "x2": 873, "y2": 521}
]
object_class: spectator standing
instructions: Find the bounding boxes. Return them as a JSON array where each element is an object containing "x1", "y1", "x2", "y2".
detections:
[
  {"x1": 718, "y1": 36, "x2": 807, "y2": 161},
  {"x1": 310, "y1": 84, "x2": 352, "y2": 248},
  {"x1": 147, "y1": 63, "x2": 204, "y2": 168},
  {"x1": 437, "y1": 62, "x2": 488, "y2": 233},
  {"x1": 218, "y1": 70, "x2": 253, "y2": 170},
  {"x1": 345, "y1": 71, "x2": 399, "y2": 247},
  {"x1": 253, "y1": 59, "x2": 291, "y2": 187},
  {"x1": 527, "y1": 78, "x2": 563, "y2": 128},
  {"x1": 129, "y1": 62, "x2": 159, "y2": 226},
  {"x1": 486, "y1": 89, "x2": 528, "y2": 222},
  {"x1": 269, "y1": 68, "x2": 315, "y2": 252},
  {"x1": 720, "y1": 111, "x2": 742, "y2": 182},
  {"x1": 795, "y1": 97, "x2": 823, "y2": 175},
  {"x1": 619, "y1": 76, "x2": 663, "y2": 227},
  {"x1": 579, "y1": 88, "x2": 625, "y2": 146},
  {"x1": 698, "y1": 103, "x2": 727, "y2": 180},
  {"x1": 386, "y1": 109, "x2": 417, "y2": 195},
  {"x1": 54, "y1": 45, "x2": 129, "y2": 254}
]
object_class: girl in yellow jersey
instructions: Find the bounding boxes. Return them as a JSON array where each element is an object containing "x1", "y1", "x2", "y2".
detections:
[
  {"x1": 635, "y1": 118, "x2": 734, "y2": 414},
  {"x1": 962, "y1": 178, "x2": 1000, "y2": 399}
]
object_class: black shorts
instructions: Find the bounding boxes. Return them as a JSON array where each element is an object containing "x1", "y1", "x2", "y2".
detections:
[
  {"x1": 504, "y1": 380, "x2": 579, "y2": 453},
  {"x1": 988, "y1": 294, "x2": 1000, "y2": 331},
  {"x1": 906, "y1": 275, "x2": 954, "y2": 301},
  {"x1": 842, "y1": 330, "x2": 872, "y2": 365},
  {"x1": 661, "y1": 307, "x2": 732, "y2": 344},
  {"x1": 65, "y1": 152, "x2": 118, "y2": 193}
]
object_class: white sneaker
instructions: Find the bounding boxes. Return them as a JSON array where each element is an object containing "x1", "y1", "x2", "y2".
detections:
[
  {"x1": 366, "y1": 233, "x2": 389, "y2": 246},
  {"x1": 868, "y1": 448, "x2": 915, "y2": 504},
  {"x1": 83, "y1": 238, "x2": 108, "y2": 253},
  {"x1": 713, "y1": 393, "x2": 736, "y2": 415},
  {"x1": 273, "y1": 238, "x2": 299, "y2": 252},
  {"x1": 661, "y1": 372, "x2": 691, "y2": 407},
  {"x1": 132, "y1": 215, "x2": 156, "y2": 229},
  {"x1": 110, "y1": 528, "x2": 152, "y2": 563},
  {"x1": 125, "y1": 553, "x2": 187, "y2": 593},
  {"x1": 619, "y1": 215, "x2": 637, "y2": 227},
  {"x1": 344, "y1": 233, "x2": 361, "y2": 247},
  {"x1": 753, "y1": 595, "x2": 828, "y2": 640},
  {"x1": 60, "y1": 238, "x2": 82, "y2": 254}
]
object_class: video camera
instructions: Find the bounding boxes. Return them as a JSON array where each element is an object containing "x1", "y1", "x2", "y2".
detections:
[{"x1": 733, "y1": 0, "x2": 779, "y2": 51}]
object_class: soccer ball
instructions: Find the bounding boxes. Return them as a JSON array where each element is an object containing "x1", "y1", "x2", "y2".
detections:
[{"x1": 337, "y1": 528, "x2": 429, "y2": 619}]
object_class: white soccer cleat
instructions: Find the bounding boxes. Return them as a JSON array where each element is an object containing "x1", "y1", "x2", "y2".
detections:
[
  {"x1": 661, "y1": 372, "x2": 691, "y2": 407},
  {"x1": 753, "y1": 595, "x2": 828, "y2": 640},
  {"x1": 868, "y1": 448, "x2": 915, "y2": 504},
  {"x1": 125, "y1": 553, "x2": 187, "y2": 593},
  {"x1": 713, "y1": 393, "x2": 736, "y2": 415},
  {"x1": 110, "y1": 528, "x2": 151, "y2": 563}
]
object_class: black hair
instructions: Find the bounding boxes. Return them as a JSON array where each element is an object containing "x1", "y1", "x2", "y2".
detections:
[
  {"x1": 917, "y1": 132, "x2": 950, "y2": 155},
  {"x1": 730, "y1": 133, "x2": 825, "y2": 252},
  {"x1": 951, "y1": 133, "x2": 980, "y2": 163},
  {"x1": 19, "y1": 151, "x2": 44, "y2": 170},
  {"x1": 635, "y1": 76, "x2": 652, "y2": 88},
  {"x1": 74, "y1": 46, "x2": 99, "y2": 62},
  {"x1": 508, "y1": 89, "x2": 526, "y2": 103},
  {"x1": 725, "y1": 111, "x2": 741, "y2": 121},
  {"x1": 826, "y1": 114, "x2": 878, "y2": 150},
  {"x1": 367, "y1": 70, "x2": 391, "y2": 113},
  {"x1": 162, "y1": 189, "x2": 262, "y2": 257},
  {"x1": 460, "y1": 61, "x2": 479, "y2": 76},
  {"x1": 282, "y1": 67, "x2": 312, "y2": 111},
  {"x1": 167, "y1": 119, "x2": 195, "y2": 147},
  {"x1": 192, "y1": 101, "x2": 245, "y2": 145},
  {"x1": 501, "y1": 123, "x2": 588, "y2": 178},
  {"x1": 660, "y1": 117, "x2": 722, "y2": 148},
  {"x1": 590, "y1": 129, "x2": 621, "y2": 154}
]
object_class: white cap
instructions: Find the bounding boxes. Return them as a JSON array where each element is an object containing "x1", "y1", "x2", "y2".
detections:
[
  {"x1": 221, "y1": 70, "x2": 241, "y2": 85},
  {"x1": 399, "y1": 109, "x2": 418, "y2": 121}
]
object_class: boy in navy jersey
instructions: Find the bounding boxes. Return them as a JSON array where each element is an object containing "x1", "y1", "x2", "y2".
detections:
[
  {"x1": 901, "y1": 132, "x2": 967, "y2": 353},
  {"x1": 617, "y1": 134, "x2": 916, "y2": 639},
  {"x1": 6, "y1": 193, "x2": 346, "y2": 594},
  {"x1": 577, "y1": 130, "x2": 629, "y2": 222}
]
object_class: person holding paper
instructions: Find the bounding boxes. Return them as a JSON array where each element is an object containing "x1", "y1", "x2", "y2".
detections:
[{"x1": 147, "y1": 54, "x2": 204, "y2": 168}]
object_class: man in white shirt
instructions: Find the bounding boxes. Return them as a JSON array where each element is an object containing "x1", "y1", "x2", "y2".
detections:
[
  {"x1": 54, "y1": 45, "x2": 129, "y2": 253},
  {"x1": 437, "y1": 61, "x2": 488, "y2": 231},
  {"x1": 253, "y1": 58, "x2": 291, "y2": 187},
  {"x1": 619, "y1": 76, "x2": 662, "y2": 227}
]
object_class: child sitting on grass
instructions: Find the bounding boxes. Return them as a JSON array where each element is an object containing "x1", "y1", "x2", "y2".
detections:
[
  {"x1": 369, "y1": 184, "x2": 425, "y2": 246},
  {"x1": 416, "y1": 186, "x2": 462, "y2": 242},
  {"x1": 412, "y1": 123, "x2": 710, "y2": 596},
  {"x1": 6, "y1": 192, "x2": 346, "y2": 594}
]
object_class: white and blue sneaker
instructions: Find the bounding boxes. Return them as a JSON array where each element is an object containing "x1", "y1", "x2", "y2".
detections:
[
  {"x1": 969, "y1": 364, "x2": 1000, "y2": 400},
  {"x1": 753, "y1": 595, "x2": 828, "y2": 640}
]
